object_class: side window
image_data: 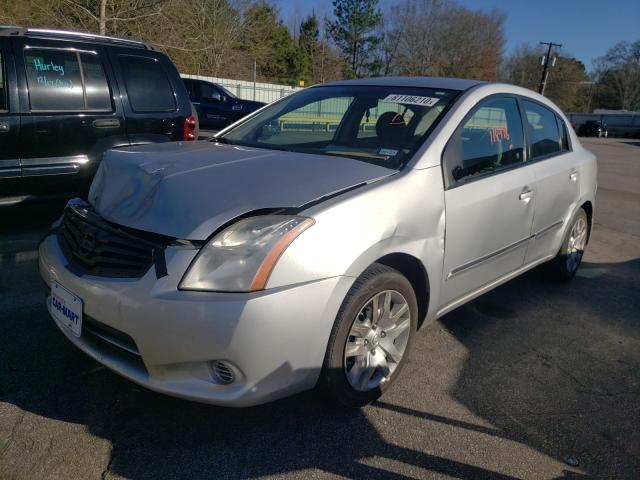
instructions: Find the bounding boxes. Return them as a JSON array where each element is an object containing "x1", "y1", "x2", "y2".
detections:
[
  {"x1": 183, "y1": 80, "x2": 195, "y2": 96},
  {"x1": 200, "y1": 83, "x2": 222, "y2": 101},
  {"x1": 24, "y1": 49, "x2": 84, "y2": 111},
  {"x1": 0, "y1": 50, "x2": 6, "y2": 111},
  {"x1": 80, "y1": 53, "x2": 111, "y2": 111},
  {"x1": 119, "y1": 56, "x2": 176, "y2": 113},
  {"x1": 23, "y1": 48, "x2": 111, "y2": 112},
  {"x1": 523, "y1": 100, "x2": 561, "y2": 159},
  {"x1": 444, "y1": 96, "x2": 525, "y2": 184},
  {"x1": 556, "y1": 115, "x2": 570, "y2": 151}
]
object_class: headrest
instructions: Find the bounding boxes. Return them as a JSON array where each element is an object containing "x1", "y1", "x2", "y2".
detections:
[{"x1": 375, "y1": 111, "x2": 408, "y2": 145}]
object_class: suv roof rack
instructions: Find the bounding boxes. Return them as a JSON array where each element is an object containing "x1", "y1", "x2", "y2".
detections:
[{"x1": 0, "y1": 25, "x2": 156, "y2": 51}]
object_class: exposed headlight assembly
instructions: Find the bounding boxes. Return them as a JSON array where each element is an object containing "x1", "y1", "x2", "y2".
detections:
[{"x1": 179, "y1": 215, "x2": 315, "y2": 292}]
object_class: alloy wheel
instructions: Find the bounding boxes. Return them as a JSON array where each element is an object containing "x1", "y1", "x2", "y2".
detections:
[{"x1": 343, "y1": 290, "x2": 411, "y2": 391}]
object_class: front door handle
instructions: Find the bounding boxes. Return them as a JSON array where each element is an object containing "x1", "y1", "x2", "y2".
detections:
[
  {"x1": 519, "y1": 189, "x2": 533, "y2": 203},
  {"x1": 569, "y1": 169, "x2": 579, "y2": 182},
  {"x1": 0, "y1": 122, "x2": 10, "y2": 132},
  {"x1": 92, "y1": 119, "x2": 121, "y2": 129}
]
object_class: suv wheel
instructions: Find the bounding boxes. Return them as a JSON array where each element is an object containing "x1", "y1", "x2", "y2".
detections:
[
  {"x1": 546, "y1": 208, "x2": 589, "y2": 281},
  {"x1": 320, "y1": 263, "x2": 417, "y2": 408}
]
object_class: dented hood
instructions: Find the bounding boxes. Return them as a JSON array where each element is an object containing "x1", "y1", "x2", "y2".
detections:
[{"x1": 88, "y1": 141, "x2": 395, "y2": 240}]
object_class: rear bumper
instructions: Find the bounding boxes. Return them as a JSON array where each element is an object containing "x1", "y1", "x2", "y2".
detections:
[{"x1": 39, "y1": 234, "x2": 353, "y2": 407}]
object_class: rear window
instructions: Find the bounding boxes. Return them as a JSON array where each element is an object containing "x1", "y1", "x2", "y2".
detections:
[
  {"x1": 24, "y1": 48, "x2": 111, "y2": 112},
  {"x1": 522, "y1": 100, "x2": 561, "y2": 159},
  {"x1": 0, "y1": 50, "x2": 6, "y2": 111},
  {"x1": 119, "y1": 56, "x2": 176, "y2": 113}
]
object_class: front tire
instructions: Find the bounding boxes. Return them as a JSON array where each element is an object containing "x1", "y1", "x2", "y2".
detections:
[
  {"x1": 546, "y1": 208, "x2": 589, "y2": 281},
  {"x1": 320, "y1": 263, "x2": 418, "y2": 408}
]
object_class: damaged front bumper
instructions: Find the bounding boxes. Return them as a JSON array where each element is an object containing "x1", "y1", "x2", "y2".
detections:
[{"x1": 38, "y1": 233, "x2": 353, "y2": 407}]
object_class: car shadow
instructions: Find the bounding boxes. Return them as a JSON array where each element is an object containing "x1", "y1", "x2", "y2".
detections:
[{"x1": 1, "y1": 205, "x2": 638, "y2": 478}]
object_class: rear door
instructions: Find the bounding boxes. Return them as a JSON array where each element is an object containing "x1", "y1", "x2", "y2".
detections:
[
  {"x1": 440, "y1": 95, "x2": 535, "y2": 308},
  {"x1": 15, "y1": 38, "x2": 128, "y2": 195},
  {"x1": 522, "y1": 100, "x2": 580, "y2": 263},
  {"x1": 0, "y1": 37, "x2": 22, "y2": 199},
  {"x1": 108, "y1": 48, "x2": 185, "y2": 144}
]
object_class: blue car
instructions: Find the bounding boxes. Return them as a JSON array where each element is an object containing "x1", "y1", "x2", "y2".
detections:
[{"x1": 183, "y1": 78, "x2": 265, "y2": 131}]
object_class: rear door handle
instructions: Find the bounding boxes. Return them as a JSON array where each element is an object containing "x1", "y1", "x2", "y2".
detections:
[
  {"x1": 0, "y1": 122, "x2": 10, "y2": 132},
  {"x1": 519, "y1": 189, "x2": 533, "y2": 202},
  {"x1": 92, "y1": 119, "x2": 121, "y2": 129},
  {"x1": 569, "y1": 169, "x2": 579, "y2": 182}
]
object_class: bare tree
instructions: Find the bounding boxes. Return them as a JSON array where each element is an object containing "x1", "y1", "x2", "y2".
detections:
[
  {"x1": 503, "y1": 43, "x2": 589, "y2": 111},
  {"x1": 593, "y1": 40, "x2": 640, "y2": 111},
  {"x1": 386, "y1": 0, "x2": 504, "y2": 81},
  {"x1": 40, "y1": 0, "x2": 167, "y2": 35}
]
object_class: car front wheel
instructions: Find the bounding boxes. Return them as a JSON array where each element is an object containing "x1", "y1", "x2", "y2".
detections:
[{"x1": 320, "y1": 263, "x2": 417, "y2": 408}]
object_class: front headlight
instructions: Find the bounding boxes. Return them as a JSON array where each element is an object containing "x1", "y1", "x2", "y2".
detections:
[{"x1": 179, "y1": 215, "x2": 315, "y2": 292}]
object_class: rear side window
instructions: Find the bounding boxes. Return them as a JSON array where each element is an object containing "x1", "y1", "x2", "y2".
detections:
[
  {"x1": 556, "y1": 116, "x2": 570, "y2": 151},
  {"x1": 0, "y1": 50, "x2": 6, "y2": 111},
  {"x1": 119, "y1": 56, "x2": 176, "y2": 112},
  {"x1": 444, "y1": 96, "x2": 525, "y2": 183},
  {"x1": 523, "y1": 100, "x2": 561, "y2": 159},
  {"x1": 24, "y1": 48, "x2": 111, "y2": 112}
]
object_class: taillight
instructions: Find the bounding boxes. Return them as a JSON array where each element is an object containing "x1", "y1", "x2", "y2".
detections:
[{"x1": 183, "y1": 114, "x2": 198, "y2": 141}]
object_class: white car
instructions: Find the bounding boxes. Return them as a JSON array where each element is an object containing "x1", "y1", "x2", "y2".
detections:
[{"x1": 39, "y1": 77, "x2": 597, "y2": 408}]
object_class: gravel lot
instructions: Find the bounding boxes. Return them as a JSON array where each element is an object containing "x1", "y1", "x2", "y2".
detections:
[{"x1": 1, "y1": 137, "x2": 639, "y2": 479}]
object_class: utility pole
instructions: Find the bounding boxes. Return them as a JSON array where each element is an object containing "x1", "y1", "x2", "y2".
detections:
[{"x1": 538, "y1": 41, "x2": 562, "y2": 95}]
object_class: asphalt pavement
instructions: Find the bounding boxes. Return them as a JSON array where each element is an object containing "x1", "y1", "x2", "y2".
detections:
[{"x1": 1, "y1": 138, "x2": 638, "y2": 479}]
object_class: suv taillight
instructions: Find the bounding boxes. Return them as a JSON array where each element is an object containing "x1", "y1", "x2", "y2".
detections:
[{"x1": 183, "y1": 114, "x2": 198, "y2": 141}]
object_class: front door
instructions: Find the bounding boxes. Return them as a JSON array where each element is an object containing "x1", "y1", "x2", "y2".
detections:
[
  {"x1": 14, "y1": 37, "x2": 127, "y2": 196},
  {"x1": 0, "y1": 38, "x2": 22, "y2": 200},
  {"x1": 439, "y1": 96, "x2": 535, "y2": 309},
  {"x1": 193, "y1": 81, "x2": 228, "y2": 130}
]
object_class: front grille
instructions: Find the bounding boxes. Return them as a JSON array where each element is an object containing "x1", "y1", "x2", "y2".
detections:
[{"x1": 57, "y1": 203, "x2": 171, "y2": 278}]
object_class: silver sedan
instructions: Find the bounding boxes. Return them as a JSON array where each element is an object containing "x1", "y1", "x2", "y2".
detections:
[{"x1": 39, "y1": 77, "x2": 597, "y2": 407}]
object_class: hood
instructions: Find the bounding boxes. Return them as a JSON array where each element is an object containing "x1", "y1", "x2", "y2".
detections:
[{"x1": 88, "y1": 141, "x2": 395, "y2": 240}]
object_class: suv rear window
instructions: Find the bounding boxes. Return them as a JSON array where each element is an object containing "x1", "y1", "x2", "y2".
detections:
[
  {"x1": 0, "y1": 51, "x2": 6, "y2": 111},
  {"x1": 24, "y1": 48, "x2": 111, "y2": 112},
  {"x1": 119, "y1": 56, "x2": 176, "y2": 113}
]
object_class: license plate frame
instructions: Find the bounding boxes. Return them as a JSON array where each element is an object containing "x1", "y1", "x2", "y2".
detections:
[{"x1": 50, "y1": 281, "x2": 83, "y2": 338}]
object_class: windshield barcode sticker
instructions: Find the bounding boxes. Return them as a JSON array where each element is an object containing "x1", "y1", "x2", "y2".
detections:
[{"x1": 383, "y1": 94, "x2": 440, "y2": 107}]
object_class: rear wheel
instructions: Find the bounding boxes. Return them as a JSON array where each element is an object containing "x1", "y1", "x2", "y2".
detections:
[
  {"x1": 320, "y1": 263, "x2": 417, "y2": 408},
  {"x1": 546, "y1": 208, "x2": 589, "y2": 281}
]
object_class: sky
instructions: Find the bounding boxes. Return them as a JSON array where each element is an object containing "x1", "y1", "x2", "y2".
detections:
[{"x1": 275, "y1": 0, "x2": 640, "y2": 71}]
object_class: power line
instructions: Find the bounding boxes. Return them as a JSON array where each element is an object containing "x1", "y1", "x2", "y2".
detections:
[{"x1": 538, "y1": 41, "x2": 562, "y2": 95}]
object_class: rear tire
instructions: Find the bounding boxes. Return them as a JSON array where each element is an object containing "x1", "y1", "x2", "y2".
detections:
[
  {"x1": 320, "y1": 263, "x2": 418, "y2": 409},
  {"x1": 545, "y1": 208, "x2": 589, "y2": 281}
]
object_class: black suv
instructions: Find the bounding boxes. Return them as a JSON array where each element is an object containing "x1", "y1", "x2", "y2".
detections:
[
  {"x1": 183, "y1": 78, "x2": 264, "y2": 131},
  {"x1": 0, "y1": 27, "x2": 197, "y2": 205},
  {"x1": 577, "y1": 120, "x2": 608, "y2": 138}
]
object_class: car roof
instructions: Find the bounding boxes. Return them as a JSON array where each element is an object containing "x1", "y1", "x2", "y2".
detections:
[
  {"x1": 318, "y1": 76, "x2": 485, "y2": 91},
  {"x1": 0, "y1": 25, "x2": 155, "y2": 50}
]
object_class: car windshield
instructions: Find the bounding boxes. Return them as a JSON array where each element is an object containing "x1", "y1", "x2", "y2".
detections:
[{"x1": 218, "y1": 85, "x2": 459, "y2": 169}]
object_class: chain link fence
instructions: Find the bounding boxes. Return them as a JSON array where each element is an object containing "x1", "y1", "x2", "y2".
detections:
[{"x1": 181, "y1": 73, "x2": 303, "y2": 104}]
